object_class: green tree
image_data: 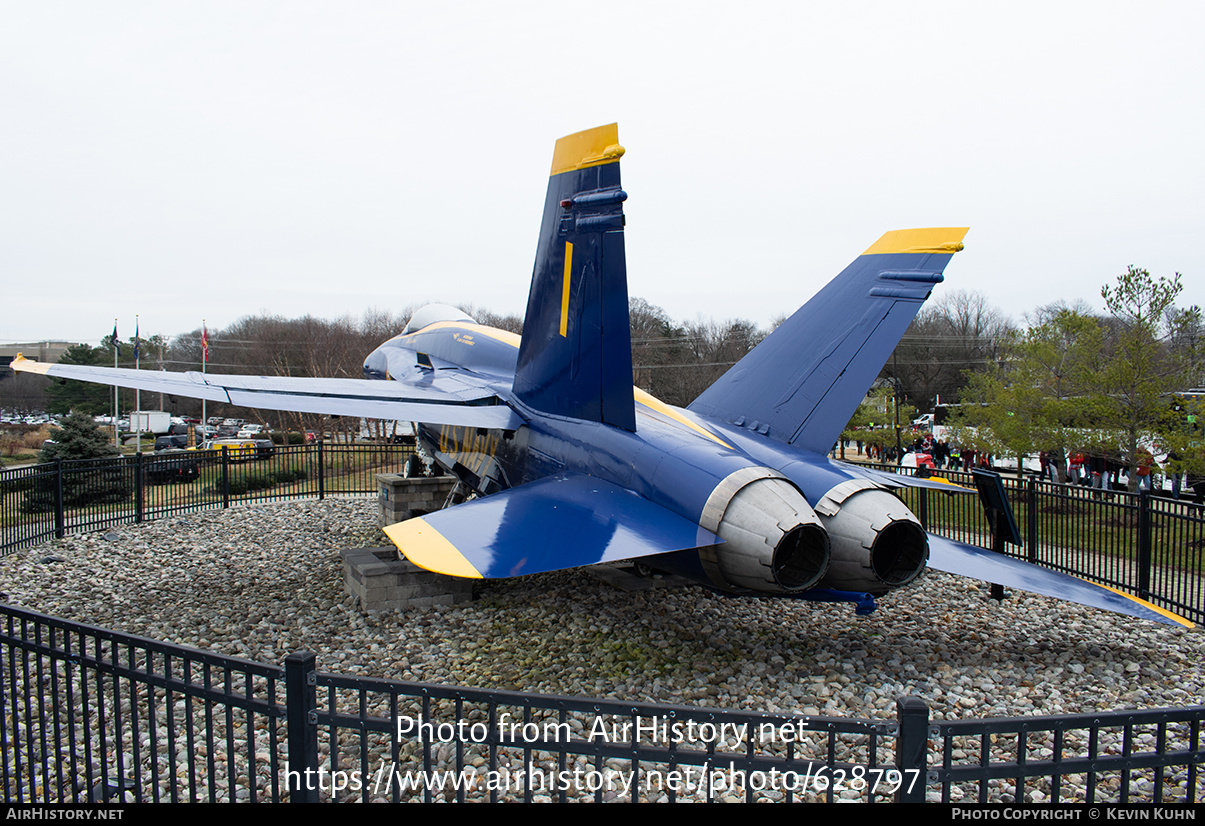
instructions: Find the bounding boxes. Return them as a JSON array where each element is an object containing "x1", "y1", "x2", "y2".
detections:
[
  {"x1": 954, "y1": 311, "x2": 1101, "y2": 478},
  {"x1": 22, "y1": 412, "x2": 132, "y2": 512},
  {"x1": 842, "y1": 386, "x2": 915, "y2": 459},
  {"x1": 38, "y1": 411, "x2": 120, "y2": 462},
  {"x1": 1089, "y1": 267, "x2": 1202, "y2": 490},
  {"x1": 45, "y1": 344, "x2": 110, "y2": 416}
]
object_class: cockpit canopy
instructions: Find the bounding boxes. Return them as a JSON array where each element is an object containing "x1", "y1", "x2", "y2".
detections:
[{"x1": 402, "y1": 304, "x2": 476, "y2": 335}]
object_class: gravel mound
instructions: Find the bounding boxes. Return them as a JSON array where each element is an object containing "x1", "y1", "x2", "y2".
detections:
[{"x1": 0, "y1": 498, "x2": 1200, "y2": 722}]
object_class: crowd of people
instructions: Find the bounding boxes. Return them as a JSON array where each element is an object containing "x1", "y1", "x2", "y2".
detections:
[
  {"x1": 845, "y1": 431, "x2": 992, "y2": 472},
  {"x1": 1039, "y1": 447, "x2": 1202, "y2": 500},
  {"x1": 843, "y1": 430, "x2": 1204, "y2": 502}
]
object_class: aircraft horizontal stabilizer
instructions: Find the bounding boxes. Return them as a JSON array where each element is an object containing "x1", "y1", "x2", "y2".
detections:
[
  {"x1": 10, "y1": 354, "x2": 523, "y2": 430},
  {"x1": 926, "y1": 535, "x2": 1195, "y2": 628},
  {"x1": 383, "y1": 473, "x2": 722, "y2": 579},
  {"x1": 844, "y1": 464, "x2": 978, "y2": 495}
]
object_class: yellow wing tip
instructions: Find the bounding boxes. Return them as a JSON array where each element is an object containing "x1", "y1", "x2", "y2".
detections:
[
  {"x1": 383, "y1": 517, "x2": 483, "y2": 579},
  {"x1": 10, "y1": 354, "x2": 50, "y2": 375},
  {"x1": 862, "y1": 227, "x2": 969, "y2": 256},
  {"x1": 550, "y1": 124, "x2": 624, "y2": 176},
  {"x1": 1086, "y1": 579, "x2": 1196, "y2": 629}
]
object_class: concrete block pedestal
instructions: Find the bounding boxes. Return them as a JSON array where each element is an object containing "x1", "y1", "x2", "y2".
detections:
[
  {"x1": 341, "y1": 546, "x2": 474, "y2": 611},
  {"x1": 376, "y1": 473, "x2": 458, "y2": 527},
  {"x1": 338, "y1": 474, "x2": 471, "y2": 611}
]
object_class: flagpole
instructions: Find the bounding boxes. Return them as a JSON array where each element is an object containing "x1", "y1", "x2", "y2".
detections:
[
  {"x1": 201, "y1": 320, "x2": 208, "y2": 432},
  {"x1": 112, "y1": 318, "x2": 119, "y2": 447},
  {"x1": 134, "y1": 314, "x2": 141, "y2": 436}
]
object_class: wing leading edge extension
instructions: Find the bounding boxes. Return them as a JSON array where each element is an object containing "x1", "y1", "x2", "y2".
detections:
[
  {"x1": 9, "y1": 354, "x2": 523, "y2": 430},
  {"x1": 689, "y1": 228, "x2": 968, "y2": 454}
]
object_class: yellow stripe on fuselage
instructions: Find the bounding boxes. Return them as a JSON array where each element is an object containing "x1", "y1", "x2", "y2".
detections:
[
  {"x1": 1083, "y1": 579, "x2": 1196, "y2": 628},
  {"x1": 402, "y1": 321, "x2": 521, "y2": 348},
  {"x1": 549, "y1": 124, "x2": 625, "y2": 176},
  {"x1": 862, "y1": 228, "x2": 969, "y2": 256},
  {"x1": 383, "y1": 517, "x2": 483, "y2": 579},
  {"x1": 634, "y1": 388, "x2": 732, "y2": 449},
  {"x1": 560, "y1": 242, "x2": 573, "y2": 337}
]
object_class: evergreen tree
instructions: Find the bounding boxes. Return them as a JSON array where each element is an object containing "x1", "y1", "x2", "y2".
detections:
[
  {"x1": 45, "y1": 344, "x2": 110, "y2": 416},
  {"x1": 22, "y1": 412, "x2": 131, "y2": 512},
  {"x1": 39, "y1": 411, "x2": 120, "y2": 462}
]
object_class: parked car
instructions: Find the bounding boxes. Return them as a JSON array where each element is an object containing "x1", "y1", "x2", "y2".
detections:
[
  {"x1": 196, "y1": 439, "x2": 258, "y2": 462},
  {"x1": 154, "y1": 435, "x2": 189, "y2": 451},
  {"x1": 249, "y1": 437, "x2": 275, "y2": 459},
  {"x1": 143, "y1": 450, "x2": 201, "y2": 484}
]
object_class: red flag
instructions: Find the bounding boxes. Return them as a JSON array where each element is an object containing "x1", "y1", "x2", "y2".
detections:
[{"x1": 201, "y1": 324, "x2": 209, "y2": 364}]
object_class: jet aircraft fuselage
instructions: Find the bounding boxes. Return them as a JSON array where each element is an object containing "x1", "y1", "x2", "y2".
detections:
[{"x1": 364, "y1": 312, "x2": 928, "y2": 597}]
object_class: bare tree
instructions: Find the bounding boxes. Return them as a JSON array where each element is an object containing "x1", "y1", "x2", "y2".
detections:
[{"x1": 887, "y1": 290, "x2": 1012, "y2": 412}]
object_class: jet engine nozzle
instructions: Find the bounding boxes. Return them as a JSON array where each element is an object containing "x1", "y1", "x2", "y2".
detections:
[
  {"x1": 699, "y1": 469, "x2": 830, "y2": 593},
  {"x1": 813, "y1": 480, "x2": 928, "y2": 595}
]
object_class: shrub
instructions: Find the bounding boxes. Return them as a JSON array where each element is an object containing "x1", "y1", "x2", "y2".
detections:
[{"x1": 22, "y1": 413, "x2": 132, "y2": 513}]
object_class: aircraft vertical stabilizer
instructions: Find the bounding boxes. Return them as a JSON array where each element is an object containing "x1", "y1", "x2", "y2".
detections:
[
  {"x1": 513, "y1": 124, "x2": 636, "y2": 431},
  {"x1": 689, "y1": 229, "x2": 969, "y2": 453}
]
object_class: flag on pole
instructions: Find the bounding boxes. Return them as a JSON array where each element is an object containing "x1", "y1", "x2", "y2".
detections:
[
  {"x1": 134, "y1": 318, "x2": 140, "y2": 361},
  {"x1": 112, "y1": 323, "x2": 120, "y2": 355},
  {"x1": 201, "y1": 323, "x2": 209, "y2": 364}
]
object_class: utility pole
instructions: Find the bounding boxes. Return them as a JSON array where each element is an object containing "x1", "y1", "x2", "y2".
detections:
[{"x1": 893, "y1": 351, "x2": 902, "y2": 465}]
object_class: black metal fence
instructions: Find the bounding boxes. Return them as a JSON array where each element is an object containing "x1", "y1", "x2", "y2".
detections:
[
  {"x1": 866, "y1": 464, "x2": 1205, "y2": 627},
  {"x1": 0, "y1": 442, "x2": 414, "y2": 556},
  {"x1": 1, "y1": 603, "x2": 1200, "y2": 803}
]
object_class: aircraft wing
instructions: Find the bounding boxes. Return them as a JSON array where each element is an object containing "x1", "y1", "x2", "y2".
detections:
[
  {"x1": 383, "y1": 473, "x2": 722, "y2": 578},
  {"x1": 10, "y1": 354, "x2": 524, "y2": 429},
  {"x1": 926, "y1": 534, "x2": 1195, "y2": 628}
]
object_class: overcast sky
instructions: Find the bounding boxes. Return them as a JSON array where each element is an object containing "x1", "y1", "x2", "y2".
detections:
[{"x1": 3, "y1": 1, "x2": 1203, "y2": 350}]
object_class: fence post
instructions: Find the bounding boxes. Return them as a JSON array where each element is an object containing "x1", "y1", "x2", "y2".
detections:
[
  {"x1": 285, "y1": 651, "x2": 320, "y2": 803},
  {"x1": 221, "y1": 446, "x2": 230, "y2": 509},
  {"x1": 134, "y1": 452, "x2": 144, "y2": 524},
  {"x1": 54, "y1": 459, "x2": 65, "y2": 539},
  {"x1": 317, "y1": 440, "x2": 325, "y2": 501},
  {"x1": 1137, "y1": 490, "x2": 1152, "y2": 602},
  {"x1": 916, "y1": 487, "x2": 928, "y2": 530},
  {"x1": 895, "y1": 696, "x2": 929, "y2": 803},
  {"x1": 1025, "y1": 476, "x2": 1038, "y2": 563}
]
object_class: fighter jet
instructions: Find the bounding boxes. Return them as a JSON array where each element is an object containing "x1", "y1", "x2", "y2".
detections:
[{"x1": 13, "y1": 124, "x2": 1192, "y2": 628}]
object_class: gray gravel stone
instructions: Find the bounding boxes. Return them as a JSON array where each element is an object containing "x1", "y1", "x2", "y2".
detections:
[
  {"x1": 2, "y1": 498, "x2": 1202, "y2": 802},
  {"x1": 0, "y1": 498, "x2": 1200, "y2": 723}
]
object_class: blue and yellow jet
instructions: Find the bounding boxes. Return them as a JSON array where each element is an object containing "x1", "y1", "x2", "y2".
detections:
[{"x1": 13, "y1": 124, "x2": 1192, "y2": 628}]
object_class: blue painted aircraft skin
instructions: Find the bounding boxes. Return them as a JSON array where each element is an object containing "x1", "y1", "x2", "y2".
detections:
[{"x1": 12, "y1": 124, "x2": 1193, "y2": 629}]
